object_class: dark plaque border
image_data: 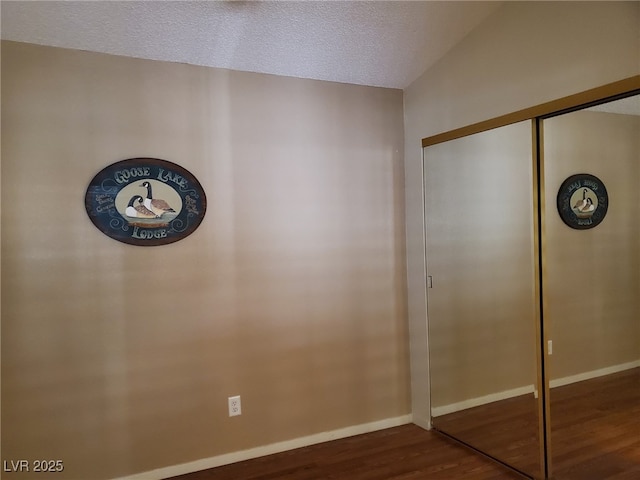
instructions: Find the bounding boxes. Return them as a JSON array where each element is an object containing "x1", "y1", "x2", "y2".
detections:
[
  {"x1": 85, "y1": 158, "x2": 207, "y2": 246},
  {"x1": 556, "y1": 173, "x2": 608, "y2": 230}
]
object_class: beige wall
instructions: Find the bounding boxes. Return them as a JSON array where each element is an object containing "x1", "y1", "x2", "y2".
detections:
[
  {"x1": 404, "y1": 1, "x2": 640, "y2": 427},
  {"x1": 1, "y1": 41, "x2": 409, "y2": 480},
  {"x1": 544, "y1": 110, "x2": 640, "y2": 380}
]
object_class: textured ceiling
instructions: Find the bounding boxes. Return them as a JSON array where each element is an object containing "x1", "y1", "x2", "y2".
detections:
[{"x1": 1, "y1": 1, "x2": 502, "y2": 89}]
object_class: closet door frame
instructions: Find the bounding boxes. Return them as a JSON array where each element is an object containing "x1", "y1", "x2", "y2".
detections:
[{"x1": 421, "y1": 77, "x2": 640, "y2": 150}]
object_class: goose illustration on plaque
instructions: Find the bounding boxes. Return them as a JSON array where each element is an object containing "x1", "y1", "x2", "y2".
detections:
[
  {"x1": 140, "y1": 181, "x2": 177, "y2": 217},
  {"x1": 572, "y1": 188, "x2": 596, "y2": 218},
  {"x1": 557, "y1": 173, "x2": 608, "y2": 230},
  {"x1": 85, "y1": 158, "x2": 207, "y2": 245},
  {"x1": 125, "y1": 195, "x2": 157, "y2": 219}
]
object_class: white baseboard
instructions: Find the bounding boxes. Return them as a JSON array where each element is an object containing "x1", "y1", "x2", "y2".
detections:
[
  {"x1": 111, "y1": 414, "x2": 412, "y2": 480},
  {"x1": 431, "y1": 359, "x2": 640, "y2": 418},
  {"x1": 550, "y1": 359, "x2": 640, "y2": 388},
  {"x1": 431, "y1": 384, "x2": 535, "y2": 417}
]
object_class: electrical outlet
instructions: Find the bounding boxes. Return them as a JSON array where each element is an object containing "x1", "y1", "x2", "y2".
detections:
[{"x1": 228, "y1": 395, "x2": 241, "y2": 417}]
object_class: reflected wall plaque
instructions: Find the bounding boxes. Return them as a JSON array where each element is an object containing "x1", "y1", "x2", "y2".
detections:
[
  {"x1": 556, "y1": 173, "x2": 608, "y2": 230},
  {"x1": 85, "y1": 158, "x2": 206, "y2": 245}
]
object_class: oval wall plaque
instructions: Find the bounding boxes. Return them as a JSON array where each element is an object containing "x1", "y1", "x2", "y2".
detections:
[
  {"x1": 85, "y1": 158, "x2": 206, "y2": 245},
  {"x1": 556, "y1": 173, "x2": 608, "y2": 230}
]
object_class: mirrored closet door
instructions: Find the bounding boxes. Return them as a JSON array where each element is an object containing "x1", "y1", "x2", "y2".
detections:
[
  {"x1": 424, "y1": 120, "x2": 544, "y2": 479},
  {"x1": 542, "y1": 94, "x2": 640, "y2": 480},
  {"x1": 422, "y1": 80, "x2": 639, "y2": 480}
]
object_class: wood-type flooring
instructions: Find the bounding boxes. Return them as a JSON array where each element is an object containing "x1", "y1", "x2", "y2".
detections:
[
  {"x1": 549, "y1": 367, "x2": 640, "y2": 480},
  {"x1": 433, "y1": 367, "x2": 639, "y2": 480},
  {"x1": 169, "y1": 368, "x2": 638, "y2": 480},
  {"x1": 169, "y1": 425, "x2": 523, "y2": 480}
]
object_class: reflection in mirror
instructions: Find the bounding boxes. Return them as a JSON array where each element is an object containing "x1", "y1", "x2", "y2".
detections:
[
  {"x1": 424, "y1": 120, "x2": 542, "y2": 478},
  {"x1": 543, "y1": 94, "x2": 640, "y2": 479}
]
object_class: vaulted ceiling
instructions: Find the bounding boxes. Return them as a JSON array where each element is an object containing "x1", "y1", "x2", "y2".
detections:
[{"x1": 1, "y1": 1, "x2": 502, "y2": 89}]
